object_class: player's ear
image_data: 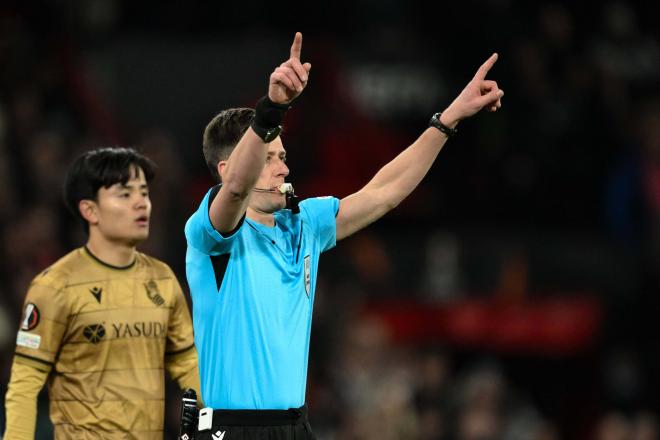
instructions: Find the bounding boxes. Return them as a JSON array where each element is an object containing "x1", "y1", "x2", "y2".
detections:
[{"x1": 79, "y1": 199, "x2": 99, "y2": 225}]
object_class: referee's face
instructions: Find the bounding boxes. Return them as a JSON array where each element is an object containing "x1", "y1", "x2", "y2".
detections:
[
  {"x1": 92, "y1": 166, "x2": 152, "y2": 246},
  {"x1": 252, "y1": 137, "x2": 290, "y2": 213}
]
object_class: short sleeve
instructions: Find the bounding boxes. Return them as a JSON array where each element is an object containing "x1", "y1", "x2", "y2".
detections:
[
  {"x1": 299, "y1": 196, "x2": 340, "y2": 253},
  {"x1": 14, "y1": 277, "x2": 69, "y2": 370},
  {"x1": 184, "y1": 186, "x2": 244, "y2": 256}
]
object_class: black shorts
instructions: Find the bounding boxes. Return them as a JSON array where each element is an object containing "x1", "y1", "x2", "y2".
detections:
[{"x1": 195, "y1": 405, "x2": 315, "y2": 440}]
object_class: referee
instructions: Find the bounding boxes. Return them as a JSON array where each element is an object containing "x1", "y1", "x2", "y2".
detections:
[{"x1": 185, "y1": 32, "x2": 503, "y2": 439}]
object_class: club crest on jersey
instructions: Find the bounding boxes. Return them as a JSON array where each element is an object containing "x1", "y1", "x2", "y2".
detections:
[
  {"x1": 83, "y1": 324, "x2": 106, "y2": 344},
  {"x1": 304, "y1": 255, "x2": 311, "y2": 297},
  {"x1": 21, "y1": 303, "x2": 40, "y2": 331},
  {"x1": 145, "y1": 280, "x2": 165, "y2": 306}
]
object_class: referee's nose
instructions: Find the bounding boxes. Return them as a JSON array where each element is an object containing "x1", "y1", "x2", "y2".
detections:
[{"x1": 276, "y1": 157, "x2": 289, "y2": 178}]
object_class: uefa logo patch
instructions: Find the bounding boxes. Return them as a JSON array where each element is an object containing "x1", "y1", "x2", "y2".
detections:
[
  {"x1": 21, "y1": 303, "x2": 40, "y2": 331},
  {"x1": 304, "y1": 255, "x2": 311, "y2": 297}
]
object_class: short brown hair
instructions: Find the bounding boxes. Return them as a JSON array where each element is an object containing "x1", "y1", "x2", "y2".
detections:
[{"x1": 202, "y1": 108, "x2": 255, "y2": 182}]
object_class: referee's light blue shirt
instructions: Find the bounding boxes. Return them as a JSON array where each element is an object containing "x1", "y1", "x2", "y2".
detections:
[{"x1": 185, "y1": 187, "x2": 339, "y2": 410}]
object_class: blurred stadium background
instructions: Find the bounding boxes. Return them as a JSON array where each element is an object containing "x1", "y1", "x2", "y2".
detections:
[{"x1": 2, "y1": 1, "x2": 660, "y2": 438}]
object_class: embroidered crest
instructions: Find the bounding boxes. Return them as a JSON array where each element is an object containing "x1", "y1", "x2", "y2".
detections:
[
  {"x1": 145, "y1": 280, "x2": 165, "y2": 306},
  {"x1": 304, "y1": 255, "x2": 311, "y2": 297}
]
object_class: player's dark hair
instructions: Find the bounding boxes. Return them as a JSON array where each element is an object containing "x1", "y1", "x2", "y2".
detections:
[
  {"x1": 63, "y1": 147, "x2": 156, "y2": 229},
  {"x1": 202, "y1": 108, "x2": 255, "y2": 182}
]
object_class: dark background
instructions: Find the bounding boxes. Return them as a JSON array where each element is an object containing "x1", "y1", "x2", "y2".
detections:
[{"x1": 2, "y1": 0, "x2": 660, "y2": 438}]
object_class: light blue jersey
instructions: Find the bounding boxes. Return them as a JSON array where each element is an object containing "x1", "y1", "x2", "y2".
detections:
[{"x1": 185, "y1": 186, "x2": 339, "y2": 409}]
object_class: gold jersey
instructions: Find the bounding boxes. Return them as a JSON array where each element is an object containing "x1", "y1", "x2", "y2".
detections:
[{"x1": 12, "y1": 247, "x2": 197, "y2": 439}]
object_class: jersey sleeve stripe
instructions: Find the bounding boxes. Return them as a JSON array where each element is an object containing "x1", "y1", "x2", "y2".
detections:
[
  {"x1": 15, "y1": 352, "x2": 54, "y2": 367},
  {"x1": 165, "y1": 343, "x2": 195, "y2": 356}
]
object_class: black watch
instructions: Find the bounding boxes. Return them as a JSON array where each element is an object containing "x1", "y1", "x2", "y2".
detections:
[
  {"x1": 429, "y1": 112, "x2": 458, "y2": 137},
  {"x1": 251, "y1": 123, "x2": 283, "y2": 143}
]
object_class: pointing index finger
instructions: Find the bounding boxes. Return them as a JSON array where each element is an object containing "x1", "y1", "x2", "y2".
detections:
[
  {"x1": 290, "y1": 32, "x2": 303, "y2": 60},
  {"x1": 474, "y1": 53, "x2": 498, "y2": 80}
]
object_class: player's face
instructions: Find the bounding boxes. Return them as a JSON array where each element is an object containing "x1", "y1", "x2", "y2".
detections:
[
  {"x1": 94, "y1": 166, "x2": 151, "y2": 246},
  {"x1": 251, "y1": 138, "x2": 290, "y2": 213}
]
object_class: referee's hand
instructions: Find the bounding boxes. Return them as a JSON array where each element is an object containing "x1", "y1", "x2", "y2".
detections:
[
  {"x1": 441, "y1": 53, "x2": 504, "y2": 127},
  {"x1": 268, "y1": 32, "x2": 312, "y2": 105}
]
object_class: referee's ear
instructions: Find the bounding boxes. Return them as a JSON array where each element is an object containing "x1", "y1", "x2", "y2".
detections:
[
  {"x1": 217, "y1": 160, "x2": 228, "y2": 182},
  {"x1": 79, "y1": 199, "x2": 99, "y2": 226}
]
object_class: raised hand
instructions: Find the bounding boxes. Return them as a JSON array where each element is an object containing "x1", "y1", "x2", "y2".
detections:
[
  {"x1": 268, "y1": 32, "x2": 312, "y2": 104},
  {"x1": 441, "y1": 53, "x2": 504, "y2": 127}
]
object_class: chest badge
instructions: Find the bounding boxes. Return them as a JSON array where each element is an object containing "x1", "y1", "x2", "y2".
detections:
[
  {"x1": 304, "y1": 255, "x2": 311, "y2": 297},
  {"x1": 145, "y1": 280, "x2": 165, "y2": 306}
]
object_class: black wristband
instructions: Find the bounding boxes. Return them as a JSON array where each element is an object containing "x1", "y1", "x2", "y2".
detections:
[
  {"x1": 429, "y1": 112, "x2": 458, "y2": 138},
  {"x1": 253, "y1": 94, "x2": 289, "y2": 125},
  {"x1": 251, "y1": 96, "x2": 291, "y2": 142}
]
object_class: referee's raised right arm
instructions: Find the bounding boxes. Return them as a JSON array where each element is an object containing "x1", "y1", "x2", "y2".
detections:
[{"x1": 209, "y1": 32, "x2": 311, "y2": 234}]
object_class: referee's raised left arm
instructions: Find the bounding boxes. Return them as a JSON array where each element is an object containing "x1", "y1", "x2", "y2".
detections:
[{"x1": 335, "y1": 53, "x2": 504, "y2": 241}]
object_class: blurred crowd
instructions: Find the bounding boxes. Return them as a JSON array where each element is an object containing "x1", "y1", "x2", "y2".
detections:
[{"x1": 2, "y1": 1, "x2": 660, "y2": 438}]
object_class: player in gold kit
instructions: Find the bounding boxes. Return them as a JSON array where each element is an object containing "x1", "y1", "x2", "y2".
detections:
[{"x1": 3, "y1": 147, "x2": 200, "y2": 439}]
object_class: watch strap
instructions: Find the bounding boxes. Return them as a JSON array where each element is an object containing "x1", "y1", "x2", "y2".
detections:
[{"x1": 429, "y1": 112, "x2": 458, "y2": 137}]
